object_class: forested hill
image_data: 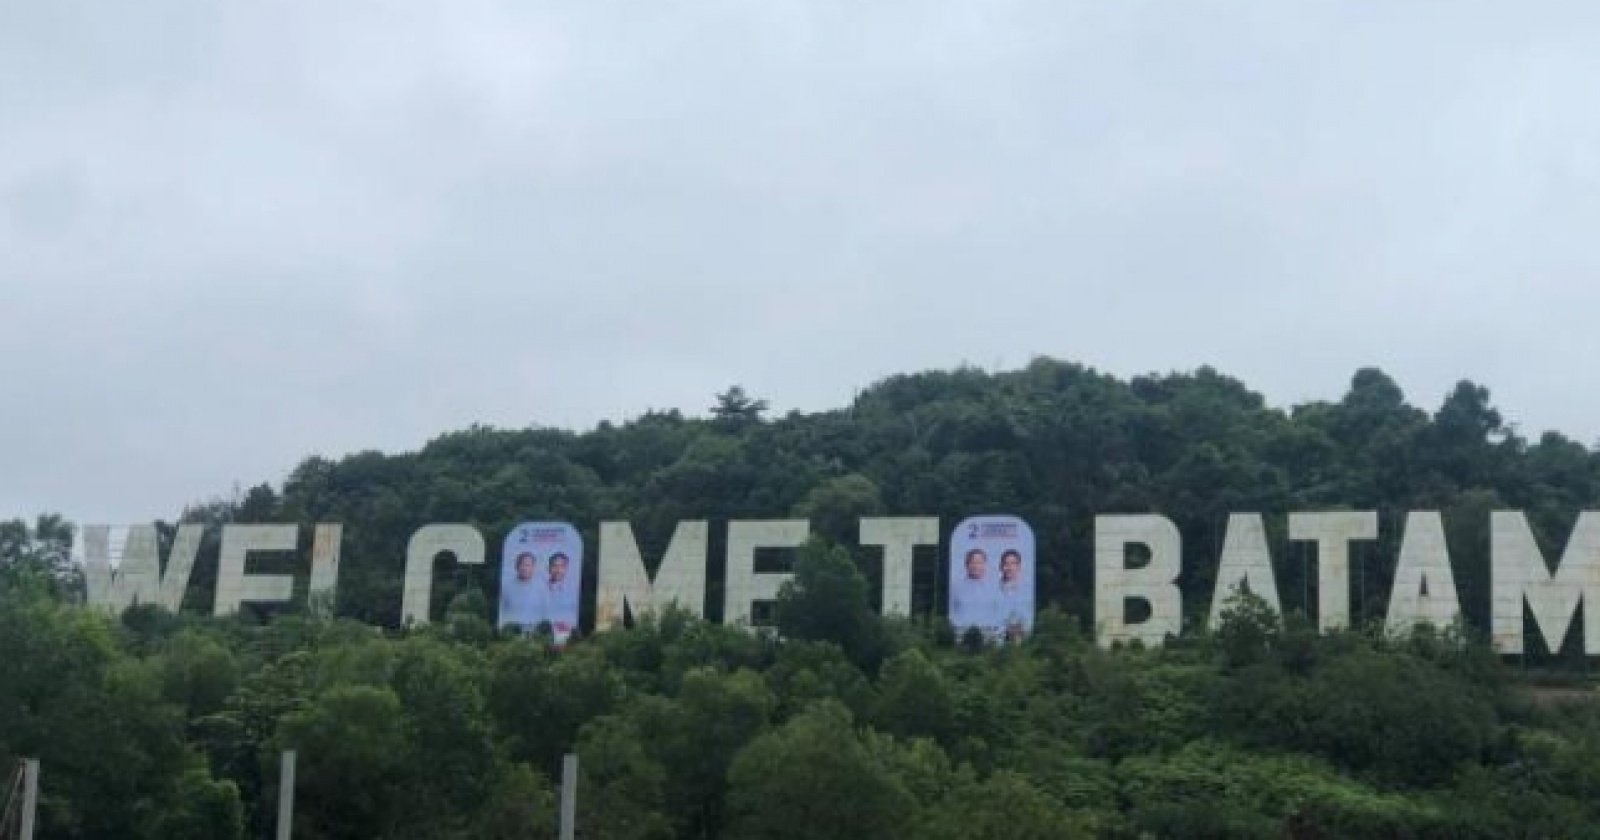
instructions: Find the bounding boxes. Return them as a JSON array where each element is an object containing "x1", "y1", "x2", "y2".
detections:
[
  {"x1": 184, "y1": 358, "x2": 1595, "y2": 637},
  {"x1": 6, "y1": 359, "x2": 1600, "y2": 840}
]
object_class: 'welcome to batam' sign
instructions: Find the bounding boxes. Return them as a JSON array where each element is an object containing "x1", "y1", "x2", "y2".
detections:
[{"x1": 77, "y1": 509, "x2": 1600, "y2": 655}]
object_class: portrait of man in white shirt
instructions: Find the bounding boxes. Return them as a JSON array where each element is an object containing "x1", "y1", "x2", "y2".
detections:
[
  {"x1": 950, "y1": 547, "x2": 995, "y2": 636},
  {"x1": 544, "y1": 551, "x2": 579, "y2": 640},
  {"x1": 499, "y1": 551, "x2": 547, "y2": 629},
  {"x1": 997, "y1": 548, "x2": 1033, "y2": 641}
]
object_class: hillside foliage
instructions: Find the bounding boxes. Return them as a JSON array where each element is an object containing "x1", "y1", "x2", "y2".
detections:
[{"x1": 4, "y1": 360, "x2": 1600, "y2": 838}]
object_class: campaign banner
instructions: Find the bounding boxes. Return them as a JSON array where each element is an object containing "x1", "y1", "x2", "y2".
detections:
[
  {"x1": 948, "y1": 515, "x2": 1036, "y2": 641},
  {"x1": 498, "y1": 521, "x2": 583, "y2": 642}
]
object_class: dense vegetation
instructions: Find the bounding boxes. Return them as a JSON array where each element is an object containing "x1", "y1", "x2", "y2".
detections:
[{"x1": 3, "y1": 359, "x2": 1599, "y2": 838}]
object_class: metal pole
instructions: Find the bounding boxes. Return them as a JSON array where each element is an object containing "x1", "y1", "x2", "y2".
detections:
[
  {"x1": 559, "y1": 753, "x2": 578, "y2": 840},
  {"x1": 276, "y1": 750, "x2": 296, "y2": 840},
  {"x1": 19, "y1": 759, "x2": 38, "y2": 840}
]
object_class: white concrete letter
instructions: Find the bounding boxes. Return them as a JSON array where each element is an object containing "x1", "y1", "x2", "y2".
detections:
[
  {"x1": 1095, "y1": 515, "x2": 1182, "y2": 648},
  {"x1": 724, "y1": 520, "x2": 809, "y2": 628},
  {"x1": 860, "y1": 517, "x2": 939, "y2": 617},
  {"x1": 83, "y1": 524, "x2": 202, "y2": 614},
  {"x1": 1385, "y1": 512, "x2": 1462, "y2": 636},
  {"x1": 596, "y1": 520, "x2": 709, "y2": 629},
  {"x1": 401, "y1": 524, "x2": 486, "y2": 626},
  {"x1": 306, "y1": 524, "x2": 342, "y2": 617},
  {"x1": 1207, "y1": 513, "x2": 1282, "y2": 629},
  {"x1": 1492, "y1": 511, "x2": 1600, "y2": 655},
  {"x1": 214, "y1": 524, "x2": 299, "y2": 616},
  {"x1": 1289, "y1": 511, "x2": 1377, "y2": 631}
]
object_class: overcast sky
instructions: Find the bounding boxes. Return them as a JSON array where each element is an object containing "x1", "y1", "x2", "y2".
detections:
[{"x1": 4, "y1": 2, "x2": 1599, "y2": 523}]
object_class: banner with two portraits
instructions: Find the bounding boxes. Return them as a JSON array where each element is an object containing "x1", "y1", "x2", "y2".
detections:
[
  {"x1": 947, "y1": 515, "x2": 1036, "y2": 641},
  {"x1": 498, "y1": 521, "x2": 583, "y2": 642}
]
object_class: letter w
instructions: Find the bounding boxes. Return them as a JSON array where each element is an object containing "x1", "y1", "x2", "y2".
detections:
[{"x1": 83, "y1": 524, "x2": 202, "y2": 614}]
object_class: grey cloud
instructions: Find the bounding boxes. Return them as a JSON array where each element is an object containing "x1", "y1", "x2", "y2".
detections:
[{"x1": 2, "y1": 2, "x2": 1599, "y2": 521}]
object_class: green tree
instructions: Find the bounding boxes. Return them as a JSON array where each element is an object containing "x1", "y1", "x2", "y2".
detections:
[
  {"x1": 471, "y1": 763, "x2": 558, "y2": 840},
  {"x1": 711, "y1": 386, "x2": 769, "y2": 430},
  {"x1": 0, "y1": 590, "x2": 196, "y2": 839},
  {"x1": 388, "y1": 638, "x2": 498, "y2": 837},
  {"x1": 488, "y1": 642, "x2": 622, "y2": 774},
  {"x1": 773, "y1": 539, "x2": 886, "y2": 669},
  {"x1": 871, "y1": 649, "x2": 958, "y2": 745},
  {"x1": 574, "y1": 715, "x2": 675, "y2": 840},
  {"x1": 724, "y1": 702, "x2": 915, "y2": 840},
  {"x1": 0, "y1": 513, "x2": 78, "y2": 596},
  {"x1": 917, "y1": 771, "x2": 1092, "y2": 840},
  {"x1": 145, "y1": 764, "x2": 245, "y2": 840},
  {"x1": 1212, "y1": 590, "x2": 1282, "y2": 669},
  {"x1": 794, "y1": 474, "x2": 884, "y2": 545},
  {"x1": 159, "y1": 630, "x2": 240, "y2": 718},
  {"x1": 634, "y1": 667, "x2": 775, "y2": 836},
  {"x1": 276, "y1": 685, "x2": 406, "y2": 839}
]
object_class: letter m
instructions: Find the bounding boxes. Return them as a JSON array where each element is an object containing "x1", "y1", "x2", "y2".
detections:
[
  {"x1": 1492, "y1": 511, "x2": 1600, "y2": 655},
  {"x1": 595, "y1": 521, "x2": 708, "y2": 630}
]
